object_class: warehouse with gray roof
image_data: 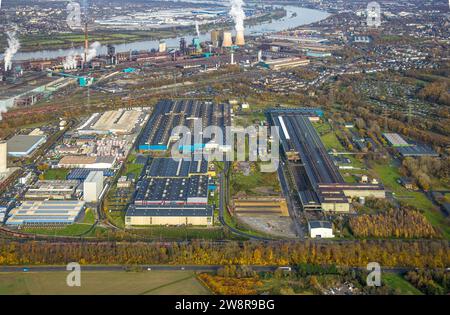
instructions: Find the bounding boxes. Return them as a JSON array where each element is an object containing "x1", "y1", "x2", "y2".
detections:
[
  {"x1": 6, "y1": 200, "x2": 86, "y2": 226},
  {"x1": 7, "y1": 135, "x2": 46, "y2": 157}
]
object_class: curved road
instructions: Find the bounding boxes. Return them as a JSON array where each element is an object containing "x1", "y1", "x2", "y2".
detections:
[{"x1": 218, "y1": 162, "x2": 273, "y2": 241}]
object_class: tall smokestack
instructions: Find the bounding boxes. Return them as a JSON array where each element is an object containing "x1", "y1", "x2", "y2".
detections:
[
  {"x1": 0, "y1": 141, "x2": 7, "y2": 173},
  {"x1": 211, "y1": 30, "x2": 219, "y2": 47},
  {"x1": 195, "y1": 20, "x2": 200, "y2": 37},
  {"x1": 222, "y1": 31, "x2": 233, "y2": 48}
]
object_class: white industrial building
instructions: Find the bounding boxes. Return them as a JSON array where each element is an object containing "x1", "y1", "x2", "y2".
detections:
[
  {"x1": 58, "y1": 156, "x2": 116, "y2": 169},
  {"x1": 83, "y1": 171, "x2": 104, "y2": 202},
  {"x1": 308, "y1": 221, "x2": 334, "y2": 238}
]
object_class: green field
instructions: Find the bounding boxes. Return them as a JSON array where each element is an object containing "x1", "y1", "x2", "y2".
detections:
[
  {"x1": 321, "y1": 132, "x2": 345, "y2": 151},
  {"x1": 23, "y1": 223, "x2": 103, "y2": 237},
  {"x1": 313, "y1": 122, "x2": 368, "y2": 183},
  {"x1": 382, "y1": 273, "x2": 423, "y2": 295},
  {"x1": 0, "y1": 271, "x2": 210, "y2": 295},
  {"x1": 22, "y1": 209, "x2": 100, "y2": 237},
  {"x1": 129, "y1": 226, "x2": 228, "y2": 240}
]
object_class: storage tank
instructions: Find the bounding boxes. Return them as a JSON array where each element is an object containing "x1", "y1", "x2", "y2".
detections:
[
  {"x1": 192, "y1": 38, "x2": 202, "y2": 53},
  {"x1": 0, "y1": 141, "x2": 7, "y2": 173},
  {"x1": 159, "y1": 41, "x2": 167, "y2": 53},
  {"x1": 210, "y1": 30, "x2": 220, "y2": 47}
]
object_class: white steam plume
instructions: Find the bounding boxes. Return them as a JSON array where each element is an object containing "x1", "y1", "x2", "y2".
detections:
[
  {"x1": 195, "y1": 20, "x2": 200, "y2": 37},
  {"x1": 63, "y1": 51, "x2": 78, "y2": 70},
  {"x1": 0, "y1": 1, "x2": 3, "y2": 10},
  {"x1": 229, "y1": 0, "x2": 245, "y2": 32},
  {"x1": 0, "y1": 101, "x2": 13, "y2": 120},
  {"x1": 83, "y1": 41, "x2": 100, "y2": 63},
  {"x1": 4, "y1": 27, "x2": 21, "y2": 71}
]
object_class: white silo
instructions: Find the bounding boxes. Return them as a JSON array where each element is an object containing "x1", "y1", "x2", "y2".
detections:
[{"x1": 222, "y1": 31, "x2": 233, "y2": 48}]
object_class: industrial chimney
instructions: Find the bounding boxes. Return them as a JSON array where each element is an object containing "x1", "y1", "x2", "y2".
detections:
[
  {"x1": 235, "y1": 30, "x2": 245, "y2": 46},
  {"x1": 0, "y1": 141, "x2": 7, "y2": 173},
  {"x1": 211, "y1": 30, "x2": 220, "y2": 47},
  {"x1": 222, "y1": 31, "x2": 233, "y2": 48},
  {"x1": 159, "y1": 41, "x2": 167, "y2": 53}
]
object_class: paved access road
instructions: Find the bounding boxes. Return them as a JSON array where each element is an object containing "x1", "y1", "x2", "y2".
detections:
[{"x1": 217, "y1": 162, "x2": 273, "y2": 241}]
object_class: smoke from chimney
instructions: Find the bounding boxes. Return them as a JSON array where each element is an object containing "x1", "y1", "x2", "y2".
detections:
[
  {"x1": 83, "y1": 41, "x2": 101, "y2": 63},
  {"x1": 3, "y1": 27, "x2": 21, "y2": 72}
]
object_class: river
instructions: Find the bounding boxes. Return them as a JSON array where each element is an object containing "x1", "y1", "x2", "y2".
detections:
[{"x1": 6, "y1": 6, "x2": 330, "y2": 61}]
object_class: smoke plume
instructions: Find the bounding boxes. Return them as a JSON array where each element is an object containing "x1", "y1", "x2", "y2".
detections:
[
  {"x1": 83, "y1": 41, "x2": 101, "y2": 63},
  {"x1": 195, "y1": 20, "x2": 200, "y2": 37},
  {"x1": 3, "y1": 27, "x2": 21, "y2": 71},
  {"x1": 63, "y1": 51, "x2": 78, "y2": 70},
  {"x1": 229, "y1": 0, "x2": 245, "y2": 32},
  {"x1": 0, "y1": 102, "x2": 12, "y2": 120}
]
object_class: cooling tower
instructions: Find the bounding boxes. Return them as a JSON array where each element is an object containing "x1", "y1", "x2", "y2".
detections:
[
  {"x1": 193, "y1": 38, "x2": 202, "y2": 53},
  {"x1": 211, "y1": 30, "x2": 220, "y2": 47},
  {"x1": 222, "y1": 31, "x2": 233, "y2": 48},
  {"x1": 235, "y1": 30, "x2": 245, "y2": 46},
  {"x1": 159, "y1": 41, "x2": 167, "y2": 53},
  {"x1": 0, "y1": 141, "x2": 7, "y2": 173}
]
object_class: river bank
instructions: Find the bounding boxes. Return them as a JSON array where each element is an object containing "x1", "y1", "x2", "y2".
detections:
[{"x1": 0, "y1": 9, "x2": 286, "y2": 53}]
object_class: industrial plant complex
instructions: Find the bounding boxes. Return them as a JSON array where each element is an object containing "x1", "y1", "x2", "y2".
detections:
[
  {"x1": 0, "y1": 0, "x2": 449, "y2": 298},
  {"x1": 138, "y1": 99, "x2": 231, "y2": 152}
]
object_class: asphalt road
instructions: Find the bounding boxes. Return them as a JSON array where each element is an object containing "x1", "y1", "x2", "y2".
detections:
[
  {"x1": 0, "y1": 265, "x2": 419, "y2": 275},
  {"x1": 217, "y1": 162, "x2": 273, "y2": 241}
]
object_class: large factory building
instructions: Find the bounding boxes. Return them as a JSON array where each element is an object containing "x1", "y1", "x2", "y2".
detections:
[
  {"x1": 6, "y1": 200, "x2": 86, "y2": 226},
  {"x1": 268, "y1": 108, "x2": 385, "y2": 213}
]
